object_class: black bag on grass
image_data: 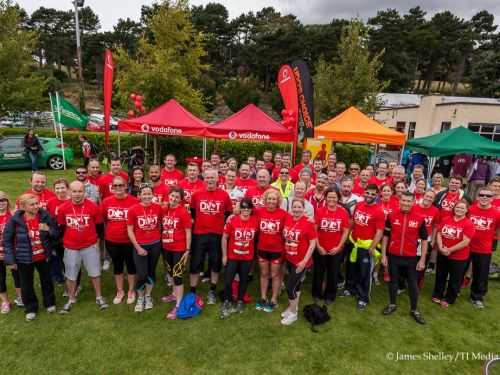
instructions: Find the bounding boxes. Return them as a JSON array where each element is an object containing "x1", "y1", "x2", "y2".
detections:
[{"x1": 303, "y1": 303, "x2": 330, "y2": 332}]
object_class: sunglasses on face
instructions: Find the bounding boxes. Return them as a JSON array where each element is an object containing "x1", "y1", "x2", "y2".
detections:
[
  {"x1": 478, "y1": 194, "x2": 493, "y2": 198},
  {"x1": 240, "y1": 206, "x2": 252, "y2": 210},
  {"x1": 365, "y1": 192, "x2": 378, "y2": 197},
  {"x1": 280, "y1": 171, "x2": 289, "y2": 175},
  {"x1": 0, "y1": 198, "x2": 8, "y2": 203},
  {"x1": 76, "y1": 171, "x2": 87, "y2": 175},
  {"x1": 112, "y1": 184, "x2": 125, "y2": 188}
]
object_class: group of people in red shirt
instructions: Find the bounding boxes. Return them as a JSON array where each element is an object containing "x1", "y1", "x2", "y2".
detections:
[{"x1": 0, "y1": 149, "x2": 499, "y2": 326}]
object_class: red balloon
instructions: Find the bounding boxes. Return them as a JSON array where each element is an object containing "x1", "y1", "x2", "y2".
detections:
[
  {"x1": 140, "y1": 106, "x2": 146, "y2": 113},
  {"x1": 136, "y1": 95, "x2": 144, "y2": 102},
  {"x1": 134, "y1": 100, "x2": 142, "y2": 108},
  {"x1": 130, "y1": 93, "x2": 136, "y2": 101},
  {"x1": 127, "y1": 110, "x2": 135, "y2": 118},
  {"x1": 281, "y1": 109, "x2": 287, "y2": 117}
]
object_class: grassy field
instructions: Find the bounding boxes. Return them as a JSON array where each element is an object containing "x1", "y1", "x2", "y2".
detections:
[{"x1": 0, "y1": 168, "x2": 499, "y2": 375}]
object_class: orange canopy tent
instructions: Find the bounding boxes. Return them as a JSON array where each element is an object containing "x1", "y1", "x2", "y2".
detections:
[{"x1": 315, "y1": 106, "x2": 406, "y2": 146}]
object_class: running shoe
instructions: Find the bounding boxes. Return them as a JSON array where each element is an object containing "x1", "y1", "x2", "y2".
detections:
[
  {"x1": 382, "y1": 304, "x2": 397, "y2": 315},
  {"x1": 1, "y1": 302, "x2": 11, "y2": 314},
  {"x1": 280, "y1": 312, "x2": 298, "y2": 325},
  {"x1": 471, "y1": 299, "x2": 485, "y2": 309},
  {"x1": 220, "y1": 300, "x2": 232, "y2": 319},
  {"x1": 166, "y1": 306, "x2": 178, "y2": 320},
  {"x1": 425, "y1": 264, "x2": 435, "y2": 274},
  {"x1": 96, "y1": 297, "x2": 109, "y2": 310},
  {"x1": 235, "y1": 301, "x2": 245, "y2": 314},
  {"x1": 144, "y1": 296, "x2": 154, "y2": 310},
  {"x1": 113, "y1": 291, "x2": 125, "y2": 305},
  {"x1": 340, "y1": 290, "x2": 352, "y2": 297},
  {"x1": 410, "y1": 310, "x2": 426, "y2": 325},
  {"x1": 255, "y1": 299, "x2": 267, "y2": 311},
  {"x1": 46, "y1": 306, "x2": 56, "y2": 313},
  {"x1": 357, "y1": 301, "x2": 367, "y2": 310},
  {"x1": 161, "y1": 293, "x2": 177, "y2": 303},
  {"x1": 126, "y1": 291, "x2": 136, "y2": 305},
  {"x1": 207, "y1": 290, "x2": 217, "y2": 305},
  {"x1": 14, "y1": 297, "x2": 24, "y2": 307},
  {"x1": 281, "y1": 306, "x2": 292, "y2": 318},
  {"x1": 25, "y1": 312, "x2": 36, "y2": 322},
  {"x1": 440, "y1": 300, "x2": 449, "y2": 308},
  {"x1": 59, "y1": 300, "x2": 75, "y2": 314},
  {"x1": 431, "y1": 297, "x2": 441, "y2": 304},
  {"x1": 102, "y1": 259, "x2": 110, "y2": 272},
  {"x1": 263, "y1": 301, "x2": 278, "y2": 313},
  {"x1": 337, "y1": 280, "x2": 345, "y2": 289},
  {"x1": 135, "y1": 297, "x2": 144, "y2": 313}
]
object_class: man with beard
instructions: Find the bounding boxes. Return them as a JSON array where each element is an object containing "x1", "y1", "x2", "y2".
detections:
[
  {"x1": 75, "y1": 167, "x2": 100, "y2": 204},
  {"x1": 235, "y1": 163, "x2": 257, "y2": 194},
  {"x1": 149, "y1": 164, "x2": 170, "y2": 206}
]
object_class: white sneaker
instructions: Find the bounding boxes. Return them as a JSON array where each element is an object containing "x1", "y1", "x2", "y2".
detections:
[
  {"x1": 144, "y1": 296, "x2": 153, "y2": 310},
  {"x1": 102, "y1": 259, "x2": 110, "y2": 271},
  {"x1": 113, "y1": 291, "x2": 125, "y2": 305},
  {"x1": 126, "y1": 291, "x2": 136, "y2": 305},
  {"x1": 25, "y1": 312, "x2": 37, "y2": 321},
  {"x1": 46, "y1": 306, "x2": 56, "y2": 313},
  {"x1": 135, "y1": 297, "x2": 144, "y2": 313},
  {"x1": 96, "y1": 297, "x2": 109, "y2": 310},
  {"x1": 14, "y1": 297, "x2": 24, "y2": 307},
  {"x1": 281, "y1": 307, "x2": 292, "y2": 318},
  {"x1": 280, "y1": 312, "x2": 298, "y2": 325}
]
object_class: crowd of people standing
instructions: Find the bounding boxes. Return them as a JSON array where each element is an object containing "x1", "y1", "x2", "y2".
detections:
[{"x1": 0, "y1": 148, "x2": 499, "y2": 326}]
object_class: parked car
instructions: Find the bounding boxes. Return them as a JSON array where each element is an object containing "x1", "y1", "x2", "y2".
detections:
[
  {"x1": 89, "y1": 113, "x2": 119, "y2": 130},
  {"x1": 0, "y1": 136, "x2": 74, "y2": 170}
]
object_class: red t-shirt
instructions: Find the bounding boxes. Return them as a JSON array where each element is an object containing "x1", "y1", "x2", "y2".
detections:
[
  {"x1": 152, "y1": 183, "x2": 170, "y2": 205},
  {"x1": 413, "y1": 204, "x2": 440, "y2": 235},
  {"x1": 439, "y1": 191, "x2": 461, "y2": 220},
  {"x1": 161, "y1": 168, "x2": 184, "y2": 187},
  {"x1": 224, "y1": 215, "x2": 259, "y2": 261},
  {"x1": 244, "y1": 186, "x2": 272, "y2": 208},
  {"x1": 25, "y1": 214, "x2": 46, "y2": 262},
  {"x1": 179, "y1": 178, "x2": 205, "y2": 206},
  {"x1": 127, "y1": 203, "x2": 162, "y2": 245},
  {"x1": 283, "y1": 215, "x2": 317, "y2": 268},
  {"x1": 368, "y1": 176, "x2": 393, "y2": 188},
  {"x1": 46, "y1": 197, "x2": 69, "y2": 217},
  {"x1": 255, "y1": 207, "x2": 288, "y2": 252},
  {"x1": 351, "y1": 201, "x2": 385, "y2": 241},
  {"x1": 451, "y1": 154, "x2": 472, "y2": 177},
  {"x1": 352, "y1": 180, "x2": 366, "y2": 196},
  {"x1": 379, "y1": 197, "x2": 399, "y2": 218},
  {"x1": 468, "y1": 204, "x2": 500, "y2": 254},
  {"x1": 438, "y1": 216, "x2": 475, "y2": 261},
  {"x1": 492, "y1": 197, "x2": 500, "y2": 212},
  {"x1": 305, "y1": 189, "x2": 326, "y2": 210},
  {"x1": 235, "y1": 177, "x2": 257, "y2": 194},
  {"x1": 101, "y1": 195, "x2": 139, "y2": 243},
  {"x1": 0, "y1": 212, "x2": 12, "y2": 260},
  {"x1": 87, "y1": 175, "x2": 100, "y2": 187},
  {"x1": 98, "y1": 171, "x2": 129, "y2": 199},
  {"x1": 57, "y1": 199, "x2": 102, "y2": 250},
  {"x1": 190, "y1": 188, "x2": 233, "y2": 235},
  {"x1": 20, "y1": 188, "x2": 56, "y2": 210},
  {"x1": 315, "y1": 206, "x2": 350, "y2": 252},
  {"x1": 161, "y1": 205, "x2": 192, "y2": 252},
  {"x1": 264, "y1": 162, "x2": 274, "y2": 171}
]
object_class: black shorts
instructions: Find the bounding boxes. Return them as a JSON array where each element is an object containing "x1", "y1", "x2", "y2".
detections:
[
  {"x1": 106, "y1": 241, "x2": 136, "y2": 275},
  {"x1": 190, "y1": 234, "x2": 222, "y2": 274},
  {"x1": 165, "y1": 251, "x2": 186, "y2": 286},
  {"x1": 258, "y1": 250, "x2": 283, "y2": 265},
  {"x1": 0, "y1": 260, "x2": 21, "y2": 293}
]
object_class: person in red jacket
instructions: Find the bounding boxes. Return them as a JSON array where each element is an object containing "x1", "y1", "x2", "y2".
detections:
[
  {"x1": 101, "y1": 176, "x2": 139, "y2": 305},
  {"x1": 468, "y1": 187, "x2": 500, "y2": 308},
  {"x1": 313, "y1": 186, "x2": 350, "y2": 305},
  {"x1": 57, "y1": 181, "x2": 108, "y2": 313},
  {"x1": 220, "y1": 197, "x2": 259, "y2": 318},
  {"x1": 280, "y1": 199, "x2": 317, "y2": 325},
  {"x1": 160, "y1": 188, "x2": 192, "y2": 319},
  {"x1": 432, "y1": 200, "x2": 475, "y2": 308},
  {"x1": 189, "y1": 169, "x2": 233, "y2": 304},
  {"x1": 381, "y1": 192, "x2": 428, "y2": 324},
  {"x1": 255, "y1": 188, "x2": 288, "y2": 312}
]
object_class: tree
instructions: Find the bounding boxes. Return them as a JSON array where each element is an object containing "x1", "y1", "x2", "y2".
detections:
[
  {"x1": 314, "y1": 20, "x2": 388, "y2": 123},
  {"x1": 469, "y1": 34, "x2": 500, "y2": 97},
  {"x1": 0, "y1": 0, "x2": 46, "y2": 115},
  {"x1": 221, "y1": 76, "x2": 260, "y2": 112},
  {"x1": 114, "y1": 0, "x2": 208, "y2": 116}
]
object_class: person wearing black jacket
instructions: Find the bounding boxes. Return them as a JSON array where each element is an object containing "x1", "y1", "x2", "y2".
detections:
[
  {"x1": 23, "y1": 129, "x2": 41, "y2": 172},
  {"x1": 3, "y1": 194, "x2": 59, "y2": 321}
]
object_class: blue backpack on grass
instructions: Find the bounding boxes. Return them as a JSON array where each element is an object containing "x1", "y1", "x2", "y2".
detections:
[{"x1": 176, "y1": 292, "x2": 204, "y2": 320}]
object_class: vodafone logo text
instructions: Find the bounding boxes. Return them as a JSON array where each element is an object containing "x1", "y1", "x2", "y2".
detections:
[
  {"x1": 140, "y1": 123, "x2": 183, "y2": 135},
  {"x1": 227, "y1": 131, "x2": 270, "y2": 141}
]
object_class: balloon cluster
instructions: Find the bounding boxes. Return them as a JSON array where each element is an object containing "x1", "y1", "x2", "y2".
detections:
[
  {"x1": 281, "y1": 109, "x2": 297, "y2": 131},
  {"x1": 127, "y1": 93, "x2": 146, "y2": 118}
]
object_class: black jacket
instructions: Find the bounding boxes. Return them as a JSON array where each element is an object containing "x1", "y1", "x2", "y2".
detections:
[{"x1": 2, "y1": 209, "x2": 59, "y2": 265}]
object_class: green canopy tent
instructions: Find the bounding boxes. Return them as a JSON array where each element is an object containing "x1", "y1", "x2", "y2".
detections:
[{"x1": 406, "y1": 126, "x2": 500, "y2": 176}]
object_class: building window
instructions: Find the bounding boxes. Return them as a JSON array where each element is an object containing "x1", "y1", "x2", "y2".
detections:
[
  {"x1": 468, "y1": 123, "x2": 500, "y2": 141},
  {"x1": 408, "y1": 122, "x2": 416, "y2": 139},
  {"x1": 441, "y1": 122, "x2": 451, "y2": 133},
  {"x1": 396, "y1": 121, "x2": 406, "y2": 133}
]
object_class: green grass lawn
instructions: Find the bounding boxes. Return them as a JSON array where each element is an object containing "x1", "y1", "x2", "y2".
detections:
[{"x1": 0, "y1": 168, "x2": 499, "y2": 375}]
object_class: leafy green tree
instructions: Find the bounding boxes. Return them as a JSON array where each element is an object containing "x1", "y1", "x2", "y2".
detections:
[
  {"x1": 470, "y1": 34, "x2": 500, "y2": 97},
  {"x1": 114, "y1": 0, "x2": 208, "y2": 117},
  {"x1": 314, "y1": 20, "x2": 388, "y2": 123},
  {"x1": 0, "y1": 0, "x2": 46, "y2": 115},
  {"x1": 221, "y1": 75, "x2": 260, "y2": 112}
]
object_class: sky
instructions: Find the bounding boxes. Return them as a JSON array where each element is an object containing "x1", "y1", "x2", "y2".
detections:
[{"x1": 17, "y1": 0, "x2": 500, "y2": 31}]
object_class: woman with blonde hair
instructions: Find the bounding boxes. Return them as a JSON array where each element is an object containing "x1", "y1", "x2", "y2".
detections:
[{"x1": 0, "y1": 191, "x2": 22, "y2": 313}]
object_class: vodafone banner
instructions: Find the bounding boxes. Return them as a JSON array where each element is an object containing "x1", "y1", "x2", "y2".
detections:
[{"x1": 277, "y1": 64, "x2": 299, "y2": 129}]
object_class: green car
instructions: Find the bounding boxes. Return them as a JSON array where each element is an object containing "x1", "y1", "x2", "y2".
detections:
[{"x1": 0, "y1": 136, "x2": 74, "y2": 170}]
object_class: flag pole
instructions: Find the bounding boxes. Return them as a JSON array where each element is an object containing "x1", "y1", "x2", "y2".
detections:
[
  {"x1": 49, "y1": 93, "x2": 59, "y2": 139},
  {"x1": 55, "y1": 92, "x2": 67, "y2": 170}
]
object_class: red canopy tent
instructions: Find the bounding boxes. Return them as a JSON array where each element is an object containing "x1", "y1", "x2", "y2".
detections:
[
  {"x1": 205, "y1": 104, "x2": 294, "y2": 142},
  {"x1": 117, "y1": 99, "x2": 208, "y2": 137}
]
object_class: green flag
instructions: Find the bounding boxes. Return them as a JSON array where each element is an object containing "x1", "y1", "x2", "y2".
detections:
[{"x1": 51, "y1": 92, "x2": 88, "y2": 129}]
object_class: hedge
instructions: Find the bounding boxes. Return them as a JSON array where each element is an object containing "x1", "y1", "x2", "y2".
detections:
[{"x1": 0, "y1": 128, "x2": 369, "y2": 168}]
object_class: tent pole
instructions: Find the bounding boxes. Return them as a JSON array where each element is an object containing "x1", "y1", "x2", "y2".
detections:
[
  {"x1": 399, "y1": 145, "x2": 405, "y2": 165},
  {"x1": 55, "y1": 92, "x2": 66, "y2": 170},
  {"x1": 117, "y1": 130, "x2": 121, "y2": 157},
  {"x1": 203, "y1": 138, "x2": 207, "y2": 160},
  {"x1": 153, "y1": 136, "x2": 158, "y2": 164}
]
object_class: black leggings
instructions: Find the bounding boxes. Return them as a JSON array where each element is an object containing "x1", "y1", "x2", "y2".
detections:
[
  {"x1": 224, "y1": 259, "x2": 252, "y2": 302},
  {"x1": 133, "y1": 242, "x2": 161, "y2": 291},
  {"x1": 165, "y1": 251, "x2": 186, "y2": 286},
  {"x1": 432, "y1": 254, "x2": 468, "y2": 304},
  {"x1": 0, "y1": 260, "x2": 20, "y2": 293},
  {"x1": 286, "y1": 261, "x2": 306, "y2": 300},
  {"x1": 18, "y1": 261, "x2": 55, "y2": 314},
  {"x1": 106, "y1": 241, "x2": 137, "y2": 275},
  {"x1": 312, "y1": 250, "x2": 341, "y2": 301},
  {"x1": 388, "y1": 254, "x2": 419, "y2": 311}
]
